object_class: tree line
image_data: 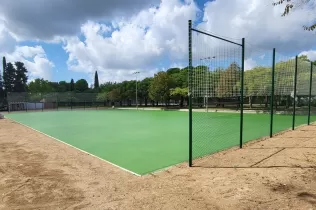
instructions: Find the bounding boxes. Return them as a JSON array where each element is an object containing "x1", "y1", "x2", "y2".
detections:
[{"x1": 1, "y1": 55, "x2": 315, "y2": 109}]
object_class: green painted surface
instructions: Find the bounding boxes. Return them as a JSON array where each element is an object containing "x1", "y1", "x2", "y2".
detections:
[
  {"x1": 5, "y1": 110, "x2": 313, "y2": 175},
  {"x1": 191, "y1": 112, "x2": 309, "y2": 159}
]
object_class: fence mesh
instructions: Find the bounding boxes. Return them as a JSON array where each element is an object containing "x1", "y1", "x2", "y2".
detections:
[
  {"x1": 2, "y1": 22, "x2": 316, "y2": 169},
  {"x1": 243, "y1": 47, "x2": 273, "y2": 143},
  {"x1": 311, "y1": 64, "x2": 316, "y2": 123},
  {"x1": 190, "y1": 26, "x2": 242, "y2": 163},
  {"x1": 295, "y1": 60, "x2": 312, "y2": 128},
  {"x1": 6, "y1": 92, "x2": 109, "y2": 111},
  {"x1": 272, "y1": 53, "x2": 295, "y2": 134},
  {"x1": 189, "y1": 21, "x2": 316, "y2": 167}
]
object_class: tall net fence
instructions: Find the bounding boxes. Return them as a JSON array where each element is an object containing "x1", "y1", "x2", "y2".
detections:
[
  {"x1": 243, "y1": 47, "x2": 273, "y2": 143},
  {"x1": 188, "y1": 20, "x2": 316, "y2": 167},
  {"x1": 272, "y1": 53, "x2": 296, "y2": 134},
  {"x1": 6, "y1": 92, "x2": 108, "y2": 111},
  {"x1": 190, "y1": 23, "x2": 243, "y2": 164},
  {"x1": 310, "y1": 64, "x2": 316, "y2": 123},
  {"x1": 295, "y1": 60, "x2": 312, "y2": 128}
]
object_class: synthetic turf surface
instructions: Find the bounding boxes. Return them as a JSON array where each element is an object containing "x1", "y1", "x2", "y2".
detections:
[{"x1": 5, "y1": 110, "x2": 314, "y2": 175}]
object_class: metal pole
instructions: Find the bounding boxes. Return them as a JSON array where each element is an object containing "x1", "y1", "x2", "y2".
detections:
[
  {"x1": 308, "y1": 62, "x2": 313, "y2": 125},
  {"x1": 133, "y1": 71, "x2": 140, "y2": 110},
  {"x1": 136, "y1": 75, "x2": 138, "y2": 110},
  {"x1": 270, "y1": 48, "x2": 276, "y2": 137},
  {"x1": 239, "y1": 38, "x2": 245, "y2": 148},
  {"x1": 292, "y1": 56, "x2": 298, "y2": 130},
  {"x1": 56, "y1": 96, "x2": 59, "y2": 111},
  {"x1": 206, "y1": 59, "x2": 209, "y2": 112},
  {"x1": 41, "y1": 93, "x2": 44, "y2": 112},
  {"x1": 25, "y1": 96, "x2": 28, "y2": 112},
  {"x1": 188, "y1": 20, "x2": 193, "y2": 167}
]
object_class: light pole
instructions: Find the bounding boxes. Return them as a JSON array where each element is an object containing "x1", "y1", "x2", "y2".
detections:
[
  {"x1": 133, "y1": 71, "x2": 140, "y2": 110},
  {"x1": 200, "y1": 56, "x2": 215, "y2": 112}
]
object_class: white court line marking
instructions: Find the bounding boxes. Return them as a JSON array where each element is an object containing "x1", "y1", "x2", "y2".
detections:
[{"x1": 5, "y1": 116, "x2": 142, "y2": 177}]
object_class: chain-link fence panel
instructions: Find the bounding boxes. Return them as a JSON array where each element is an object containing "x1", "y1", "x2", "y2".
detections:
[{"x1": 189, "y1": 21, "x2": 243, "y2": 165}]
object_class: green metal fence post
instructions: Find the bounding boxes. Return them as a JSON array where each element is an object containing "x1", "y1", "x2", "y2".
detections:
[
  {"x1": 292, "y1": 56, "x2": 298, "y2": 130},
  {"x1": 308, "y1": 62, "x2": 313, "y2": 125},
  {"x1": 41, "y1": 93, "x2": 44, "y2": 112},
  {"x1": 239, "y1": 38, "x2": 245, "y2": 148},
  {"x1": 270, "y1": 48, "x2": 276, "y2": 137},
  {"x1": 188, "y1": 19, "x2": 193, "y2": 167},
  {"x1": 57, "y1": 96, "x2": 59, "y2": 111},
  {"x1": 25, "y1": 96, "x2": 28, "y2": 112}
]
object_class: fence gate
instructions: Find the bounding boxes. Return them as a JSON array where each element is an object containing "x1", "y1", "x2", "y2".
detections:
[{"x1": 188, "y1": 20, "x2": 245, "y2": 166}]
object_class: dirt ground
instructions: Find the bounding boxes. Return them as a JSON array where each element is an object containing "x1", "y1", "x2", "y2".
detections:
[{"x1": 1, "y1": 118, "x2": 316, "y2": 210}]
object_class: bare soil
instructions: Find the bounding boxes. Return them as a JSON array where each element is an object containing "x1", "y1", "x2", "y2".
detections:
[{"x1": 1, "y1": 118, "x2": 316, "y2": 210}]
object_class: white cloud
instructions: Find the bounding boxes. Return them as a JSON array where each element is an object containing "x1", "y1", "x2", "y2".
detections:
[
  {"x1": 0, "y1": 19, "x2": 55, "y2": 81},
  {"x1": 0, "y1": 0, "x2": 159, "y2": 41},
  {"x1": 0, "y1": 24, "x2": 17, "y2": 54},
  {"x1": 4, "y1": 45, "x2": 54, "y2": 80},
  {"x1": 299, "y1": 50, "x2": 316, "y2": 61},
  {"x1": 62, "y1": 0, "x2": 198, "y2": 82},
  {"x1": 197, "y1": 0, "x2": 316, "y2": 54},
  {"x1": 2, "y1": 0, "x2": 316, "y2": 84},
  {"x1": 245, "y1": 58, "x2": 257, "y2": 71}
]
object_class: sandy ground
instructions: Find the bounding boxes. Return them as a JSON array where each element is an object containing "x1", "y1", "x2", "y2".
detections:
[{"x1": 1, "y1": 118, "x2": 316, "y2": 210}]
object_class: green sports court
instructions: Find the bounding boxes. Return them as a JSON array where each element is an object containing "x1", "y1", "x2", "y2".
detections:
[{"x1": 4, "y1": 109, "x2": 314, "y2": 175}]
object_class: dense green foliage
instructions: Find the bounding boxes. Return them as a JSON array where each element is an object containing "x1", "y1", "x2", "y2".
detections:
[
  {"x1": 94, "y1": 71, "x2": 99, "y2": 91},
  {"x1": 0, "y1": 57, "x2": 4, "y2": 92},
  {"x1": 75, "y1": 79, "x2": 89, "y2": 92},
  {"x1": 70, "y1": 79, "x2": 75, "y2": 91},
  {"x1": 1, "y1": 54, "x2": 316, "y2": 108}
]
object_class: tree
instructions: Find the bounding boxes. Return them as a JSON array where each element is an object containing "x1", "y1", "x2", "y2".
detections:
[
  {"x1": 70, "y1": 79, "x2": 75, "y2": 91},
  {"x1": 58, "y1": 81, "x2": 69, "y2": 92},
  {"x1": 170, "y1": 87, "x2": 188, "y2": 107},
  {"x1": 273, "y1": 0, "x2": 316, "y2": 31},
  {"x1": 107, "y1": 88, "x2": 121, "y2": 102},
  {"x1": 0, "y1": 57, "x2": 5, "y2": 103},
  {"x1": 298, "y1": 54, "x2": 316, "y2": 65},
  {"x1": 28, "y1": 78, "x2": 57, "y2": 93},
  {"x1": 0, "y1": 57, "x2": 4, "y2": 91},
  {"x1": 75, "y1": 79, "x2": 89, "y2": 92},
  {"x1": 216, "y1": 62, "x2": 241, "y2": 97},
  {"x1": 149, "y1": 71, "x2": 172, "y2": 105},
  {"x1": 94, "y1": 71, "x2": 99, "y2": 91},
  {"x1": 14, "y1": 62, "x2": 28, "y2": 92},
  {"x1": 97, "y1": 92, "x2": 107, "y2": 101},
  {"x1": 28, "y1": 79, "x2": 43, "y2": 93},
  {"x1": 139, "y1": 77, "x2": 152, "y2": 106},
  {"x1": 3, "y1": 62, "x2": 15, "y2": 92}
]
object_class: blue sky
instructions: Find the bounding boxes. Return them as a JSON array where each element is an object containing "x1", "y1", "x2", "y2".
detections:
[
  {"x1": 0, "y1": 0, "x2": 315, "y2": 85},
  {"x1": 19, "y1": 0, "x2": 212, "y2": 83}
]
